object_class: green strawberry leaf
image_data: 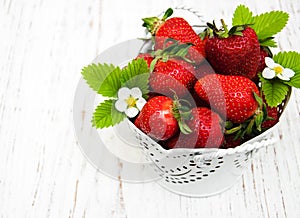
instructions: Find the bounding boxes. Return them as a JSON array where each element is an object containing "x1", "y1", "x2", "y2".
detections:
[
  {"x1": 253, "y1": 92, "x2": 263, "y2": 108},
  {"x1": 255, "y1": 112, "x2": 264, "y2": 132},
  {"x1": 81, "y1": 63, "x2": 116, "y2": 92},
  {"x1": 259, "y1": 74, "x2": 289, "y2": 107},
  {"x1": 273, "y1": 51, "x2": 300, "y2": 88},
  {"x1": 245, "y1": 119, "x2": 255, "y2": 135},
  {"x1": 98, "y1": 67, "x2": 122, "y2": 97},
  {"x1": 252, "y1": 11, "x2": 289, "y2": 40},
  {"x1": 232, "y1": 5, "x2": 289, "y2": 47},
  {"x1": 92, "y1": 99, "x2": 126, "y2": 128},
  {"x1": 232, "y1": 5, "x2": 254, "y2": 26},
  {"x1": 259, "y1": 38, "x2": 277, "y2": 48},
  {"x1": 120, "y1": 58, "x2": 150, "y2": 97}
]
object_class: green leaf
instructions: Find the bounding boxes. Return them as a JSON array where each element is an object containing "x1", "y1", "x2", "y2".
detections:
[
  {"x1": 92, "y1": 100, "x2": 126, "y2": 128},
  {"x1": 253, "y1": 92, "x2": 263, "y2": 107},
  {"x1": 252, "y1": 11, "x2": 289, "y2": 40},
  {"x1": 232, "y1": 5, "x2": 254, "y2": 26},
  {"x1": 98, "y1": 67, "x2": 122, "y2": 97},
  {"x1": 162, "y1": 8, "x2": 173, "y2": 21},
  {"x1": 246, "y1": 119, "x2": 255, "y2": 135},
  {"x1": 81, "y1": 63, "x2": 116, "y2": 92},
  {"x1": 255, "y1": 112, "x2": 264, "y2": 132},
  {"x1": 225, "y1": 121, "x2": 233, "y2": 129},
  {"x1": 259, "y1": 75, "x2": 289, "y2": 107},
  {"x1": 178, "y1": 120, "x2": 192, "y2": 135},
  {"x1": 273, "y1": 51, "x2": 300, "y2": 88},
  {"x1": 121, "y1": 58, "x2": 150, "y2": 96},
  {"x1": 259, "y1": 38, "x2": 277, "y2": 47}
]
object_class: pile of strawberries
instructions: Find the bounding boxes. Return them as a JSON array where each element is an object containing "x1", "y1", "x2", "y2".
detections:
[{"x1": 132, "y1": 8, "x2": 280, "y2": 149}]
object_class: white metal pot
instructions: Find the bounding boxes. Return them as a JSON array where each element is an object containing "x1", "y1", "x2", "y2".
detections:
[{"x1": 127, "y1": 91, "x2": 291, "y2": 197}]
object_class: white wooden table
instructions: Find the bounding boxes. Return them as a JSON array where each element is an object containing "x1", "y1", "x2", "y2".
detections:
[{"x1": 1, "y1": 0, "x2": 300, "y2": 217}]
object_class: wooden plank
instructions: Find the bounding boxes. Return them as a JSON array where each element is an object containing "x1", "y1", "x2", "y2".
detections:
[{"x1": 0, "y1": 0, "x2": 300, "y2": 217}]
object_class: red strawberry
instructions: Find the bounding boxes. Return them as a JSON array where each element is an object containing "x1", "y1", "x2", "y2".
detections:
[
  {"x1": 257, "y1": 47, "x2": 269, "y2": 73},
  {"x1": 149, "y1": 58, "x2": 196, "y2": 98},
  {"x1": 147, "y1": 92, "x2": 159, "y2": 100},
  {"x1": 134, "y1": 96, "x2": 191, "y2": 141},
  {"x1": 134, "y1": 96, "x2": 178, "y2": 141},
  {"x1": 194, "y1": 74, "x2": 259, "y2": 123},
  {"x1": 204, "y1": 23, "x2": 260, "y2": 79},
  {"x1": 221, "y1": 135, "x2": 242, "y2": 149},
  {"x1": 261, "y1": 105, "x2": 279, "y2": 129},
  {"x1": 164, "y1": 134, "x2": 181, "y2": 149},
  {"x1": 252, "y1": 47, "x2": 272, "y2": 84},
  {"x1": 135, "y1": 53, "x2": 153, "y2": 68},
  {"x1": 142, "y1": 8, "x2": 206, "y2": 64},
  {"x1": 194, "y1": 59, "x2": 216, "y2": 79},
  {"x1": 186, "y1": 90, "x2": 210, "y2": 108},
  {"x1": 257, "y1": 94, "x2": 279, "y2": 129},
  {"x1": 166, "y1": 107, "x2": 224, "y2": 148}
]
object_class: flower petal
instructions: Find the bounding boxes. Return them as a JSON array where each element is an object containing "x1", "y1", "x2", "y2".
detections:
[
  {"x1": 273, "y1": 63, "x2": 283, "y2": 69},
  {"x1": 136, "y1": 98, "x2": 147, "y2": 110},
  {"x1": 130, "y1": 87, "x2": 143, "y2": 98},
  {"x1": 277, "y1": 73, "x2": 290, "y2": 81},
  {"x1": 118, "y1": 87, "x2": 131, "y2": 100},
  {"x1": 265, "y1": 57, "x2": 275, "y2": 68},
  {"x1": 282, "y1": 68, "x2": 295, "y2": 78},
  {"x1": 125, "y1": 107, "x2": 139, "y2": 118},
  {"x1": 115, "y1": 99, "x2": 127, "y2": 112},
  {"x1": 262, "y1": 68, "x2": 275, "y2": 79}
]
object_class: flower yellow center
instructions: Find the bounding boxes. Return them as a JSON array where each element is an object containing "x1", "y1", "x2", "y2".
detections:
[
  {"x1": 274, "y1": 66, "x2": 283, "y2": 75},
  {"x1": 125, "y1": 95, "x2": 137, "y2": 108}
]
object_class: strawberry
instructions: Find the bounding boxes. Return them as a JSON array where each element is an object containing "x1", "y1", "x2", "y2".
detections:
[
  {"x1": 135, "y1": 53, "x2": 154, "y2": 68},
  {"x1": 221, "y1": 135, "x2": 242, "y2": 149},
  {"x1": 164, "y1": 134, "x2": 180, "y2": 149},
  {"x1": 149, "y1": 58, "x2": 196, "y2": 98},
  {"x1": 257, "y1": 47, "x2": 270, "y2": 73},
  {"x1": 186, "y1": 90, "x2": 210, "y2": 108},
  {"x1": 166, "y1": 107, "x2": 224, "y2": 148},
  {"x1": 261, "y1": 103, "x2": 279, "y2": 129},
  {"x1": 194, "y1": 74, "x2": 260, "y2": 123},
  {"x1": 261, "y1": 106, "x2": 279, "y2": 129},
  {"x1": 165, "y1": 134, "x2": 189, "y2": 149},
  {"x1": 204, "y1": 22, "x2": 260, "y2": 79},
  {"x1": 194, "y1": 59, "x2": 216, "y2": 79},
  {"x1": 142, "y1": 8, "x2": 206, "y2": 64},
  {"x1": 147, "y1": 92, "x2": 159, "y2": 100},
  {"x1": 252, "y1": 47, "x2": 272, "y2": 84},
  {"x1": 134, "y1": 96, "x2": 191, "y2": 141}
]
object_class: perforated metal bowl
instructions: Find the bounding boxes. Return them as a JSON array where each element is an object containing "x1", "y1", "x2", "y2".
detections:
[{"x1": 128, "y1": 90, "x2": 291, "y2": 197}]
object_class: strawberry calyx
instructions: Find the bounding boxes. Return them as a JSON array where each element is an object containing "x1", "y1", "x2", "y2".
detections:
[
  {"x1": 201, "y1": 19, "x2": 247, "y2": 39},
  {"x1": 171, "y1": 94, "x2": 193, "y2": 135},
  {"x1": 224, "y1": 91, "x2": 269, "y2": 140},
  {"x1": 142, "y1": 8, "x2": 173, "y2": 35},
  {"x1": 149, "y1": 39, "x2": 194, "y2": 72}
]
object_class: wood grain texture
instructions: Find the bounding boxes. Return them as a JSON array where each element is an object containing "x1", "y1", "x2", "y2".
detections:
[{"x1": 0, "y1": 0, "x2": 300, "y2": 217}]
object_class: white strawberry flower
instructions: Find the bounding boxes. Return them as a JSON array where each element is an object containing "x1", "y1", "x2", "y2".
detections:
[
  {"x1": 115, "y1": 87, "x2": 146, "y2": 118},
  {"x1": 262, "y1": 57, "x2": 295, "y2": 81}
]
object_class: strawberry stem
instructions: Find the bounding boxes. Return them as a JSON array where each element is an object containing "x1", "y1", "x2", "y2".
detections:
[
  {"x1": 162, "y1": 8, "x2": 173, "y2": 21},
  {"x1": 221, "y1": 19, "x2": 229, "y2": 36},
  {"x1": 171, "y1": 94, "x2": 192, "y2": 135},
  {"x1": 142, "y1": 8, "x2": 173, "y2": 35},
  {"x1": 204, "y1": 19, "x2": 246, "y2": 39},
  {"x1": 225, "y1": 124, "x2": 242, "y2": 135},
  {"x1": 149, "y1": 39, "x2": 194, "y2": 72},
  {"x1": 253, "y1": 91, "x2": 263, "y2": 108},
  {"x1": 178, "y1": 119, "x2": 192, "y2": 135},
  {"x1": 225, "y1": 91, "x2": 269, "y2": 140}
]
